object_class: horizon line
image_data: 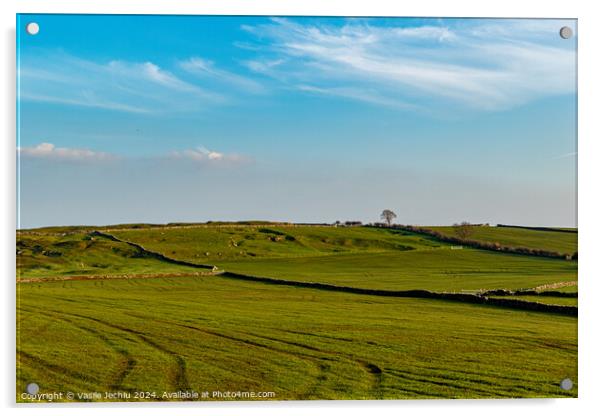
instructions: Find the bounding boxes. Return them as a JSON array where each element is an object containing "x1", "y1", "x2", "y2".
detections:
[{"x1": 16, "y1": 219, "x2": 578, "y2": 232}]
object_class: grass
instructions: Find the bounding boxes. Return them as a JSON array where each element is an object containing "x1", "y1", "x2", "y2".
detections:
[
  {"x1": 216, "y1": 249, "x2": 576, "y2": 292},
  {"x1": 17, "y1": 276, "x2": 577, "y2": 401},
  {"x1": 545, "y1": 285, "x2": 578, "y2": 293},
  {"x1": 17, "y1": 232, "x2": 204, "y2": 279},
  {"x1": 16, "y1": 223, "x2": 578, "y2": 401},
  {"x1": 430, "y1": 225, "x2": 577, "y2": 254},
  {"x1": 19, "y1": 226, "x2": 577, "y2": 293},
  {"x1": 105, "y1": 225, "x2": 577, "y2": 292},
  {"x1": 489, "y1": 295, "x2": 578, "y2": 307},
  {"x1": 110, "y1": 225, "x2": 443, "y2": 263}
]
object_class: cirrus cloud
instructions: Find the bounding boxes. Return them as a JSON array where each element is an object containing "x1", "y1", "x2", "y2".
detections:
[
  {"x1": 19, "y1": 53, "x2": 227, "y2": 114},
  {"x1": 241, "y1": 18, "x2": 576, "y2": 112}
]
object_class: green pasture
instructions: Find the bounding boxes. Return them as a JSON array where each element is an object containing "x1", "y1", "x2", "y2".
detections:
[
  {"x1": 110, "y1": 225, "x2": 443, "y2": 263},
  {"x1": 16, "y1": 223, "x2": 578, "y2": 401},
  {"x1": 217, "y1": 249, "x2": 576, "y2": 292},
  {"x1": 429, "y1": 225, "x2": 577, "y2": 254},
  {"x1": 17, "y1": 232, "x2": 204, "y2": 280},
  {"x1": 488, "y1": 295, "x2": 578, "y2": 307},
  {"x1": 17, "y1": 276, "x2": 577, "y2": 401}
]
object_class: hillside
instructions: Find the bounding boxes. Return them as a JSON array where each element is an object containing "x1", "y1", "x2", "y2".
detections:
[
  {"x1": 16, "y1": 222, "x2": 578, "y2": 400},
  {"x1": 428, "y1": 225, "x2": 577, "y2": 255}
]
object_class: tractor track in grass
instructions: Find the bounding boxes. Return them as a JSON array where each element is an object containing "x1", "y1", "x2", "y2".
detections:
[
  {"x1": 32, "y1": 308, "x2": 190, "y2": 393},
  {"x1": 122, "y1": 311, "x2": 387, "y2": 399},
  {"x1": 386, "y1": 366, "x2": 573, "y2": 398},
  {"x1": 385, "y1": 368, "x2": 516, "y2": 398},
  {"x1": 20, "y1": 305, "x2": 137, "y2": 392},
  {"x1": 168, "y1": 324, "x2": 333, "y2": 399},
  {"x1": 217, "y1": 329, "x2": 386, "y2": 398},
  {"x1": 18, "y1": 350, "x2": 103, "y2": 388},
  {"x1": 133, "y1": 316, "x2": 381, "y2": 399}
]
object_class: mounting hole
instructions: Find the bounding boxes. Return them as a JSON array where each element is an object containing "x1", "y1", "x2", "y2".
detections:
[
  {"x1": 26, "y1": 22, "x2": 40, "y2": 36},
  {"x1": 560, "y1": 378, "x2": 573, "y2": 390},
  {"x1": 559, "y1": 26, "x2": 573, "y2": 39},
  {"x1": 26, "y1": 382, "x2": 40, "y2": 395}
]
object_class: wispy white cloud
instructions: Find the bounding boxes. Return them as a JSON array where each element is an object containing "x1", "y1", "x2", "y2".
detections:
[
  {"x1": 243, "y1": 58, "x2": 286, "y2": 72},
  {"x1": 19, "y1": 141, "x2": 251, "y2": 167},
  {"x1": 19, "y1": 53, "x2": 226, "y2": 114},
  {"x1": 242, "y1": 18, "x2": 576, "y2": 111},
  {"x1": 18, "y1": 142, "x2": 115, "y2": 161},
  {"x1": 19, "y1": 92, "x2": 151, "y2": 114},
  {"x1": 179, "y1": 57, "x2": 265, "y2": 94},
  {"x1": 170, "y1": 146, "x2": 250, "y2": 165},
  {"x1": 297, "y1": 85, "x2": 417, "y2": 110},
  {"x1": 19, "y1": 19, "x2": 576, "y2": 116},
  {"x1": 550, "y1": 151, "x2": 577, "y2": 160}
]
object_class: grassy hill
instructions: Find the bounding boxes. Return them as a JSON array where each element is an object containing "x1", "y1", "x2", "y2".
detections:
[
  {"x1": 17, "y1": 231, "x2": 207, "y2": 280},
  {"x1": 109, "y1": 225, "x2": 443, "y2": 263},
  {"x1": 107, "y1": 224, "x2": 576, "y2": 293},
  {"x1": 18, "y1": 225, "x2": 577, "y2": 292},
  {"x1": 16, "y1": 222, "x2": 578, "y2": 400},
  {"x1": 429, "y1": 225, "x2": 577, "y2": 254}
]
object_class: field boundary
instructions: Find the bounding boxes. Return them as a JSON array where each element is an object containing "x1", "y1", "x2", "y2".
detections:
[
  {"x1": 29, "y1": 230, "x2": 575, "y2": 317},
  {"x1": 372, "y1": 224, "x2": 576, "y2": 260},
  {"x1": 481, "y1": 281, "x2": 578, "y2": 298},
  {"x1": 496, "y1": 224, "x2": 578, "y2": 234},
  {"x1": 219, "y1": 272, "x2": 577, "y2": 316}
]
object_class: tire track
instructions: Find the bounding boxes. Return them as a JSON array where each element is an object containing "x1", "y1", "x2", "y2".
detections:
[
  {"x1": 18, "y1": 350, "x2": 103, "y2": 387},
  {"x1": 130, "y1": 314, "x2": 385, "y2": 399},
  {"x1": 190, "y1": 326, "x2": 385, "y2": 399},
  {"x1": 150, "y1": 320, "x2": 332, "y2": 399},
  {"x1": 386, "y1": 368, "x2": 514, "y2": 398},
  {"x1": 35, "y1": 308, "x2": 190, "y2": 392},
  {"x1": 21, "y1": 306, "x2": 137, "y2": 392}
]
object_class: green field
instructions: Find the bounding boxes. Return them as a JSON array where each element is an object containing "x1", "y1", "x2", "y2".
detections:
[
  {"x1": 17, "y1": 276, "x2": 577, "y2": 400},
  {"x1": 105, "y1": 225, "x2": 577, "y2": 292},
  {"x1": 430, "y1": 225, "x2": 577, "y2": 254},
  {"x1": 489, "y1": 295, "x2": 578, "y2": 307},
  {"x1": 547, "y1": 284, "x2": 579, "y2": 293},
  {"x1": 217, "y1": 249, "x2": 576, "y2": 292},
  {"x1": 16, "y1": 231, "x2": 207, "y2": 280},
  {"x1": 16, "y1": 223, "x2": 578, "y2": 401},
  {"x1": 110, "y1": 225, "x2": 443, "y2": 263}
]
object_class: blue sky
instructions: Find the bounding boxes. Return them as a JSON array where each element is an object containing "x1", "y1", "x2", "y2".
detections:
[{"x1": 17, "y1": 15, "x2": 577, "y2": 228}]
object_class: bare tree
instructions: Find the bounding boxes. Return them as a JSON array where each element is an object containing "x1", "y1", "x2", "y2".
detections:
[
  {"x1": 453, "y1": 221, "x2": 473, "y2": 240},
  {"x1": 380, "y1": 209, "x2": 397, "y2": 226}
]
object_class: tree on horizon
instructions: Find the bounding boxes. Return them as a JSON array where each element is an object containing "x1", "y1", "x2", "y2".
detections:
[{"x1": 380, "y1": 209, "x2": 397, "y2": 227}]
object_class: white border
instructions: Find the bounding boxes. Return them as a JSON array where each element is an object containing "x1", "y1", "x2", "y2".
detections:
[{"x1": 2, "y1": 1, "x2": 601, "y2": 416}]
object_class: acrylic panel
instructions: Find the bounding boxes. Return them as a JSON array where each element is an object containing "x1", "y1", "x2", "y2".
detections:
[{"x1": 16, "y1": 14, "x2": 577, "y2": 402}]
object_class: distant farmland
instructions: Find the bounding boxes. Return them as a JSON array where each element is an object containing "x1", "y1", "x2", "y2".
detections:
[
  {"x1": 428, "y1": 225, "x2": 577, "y2": 255},
  {"x1": 17, "y1": 223, "x2": 578, "y2": 401}
]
